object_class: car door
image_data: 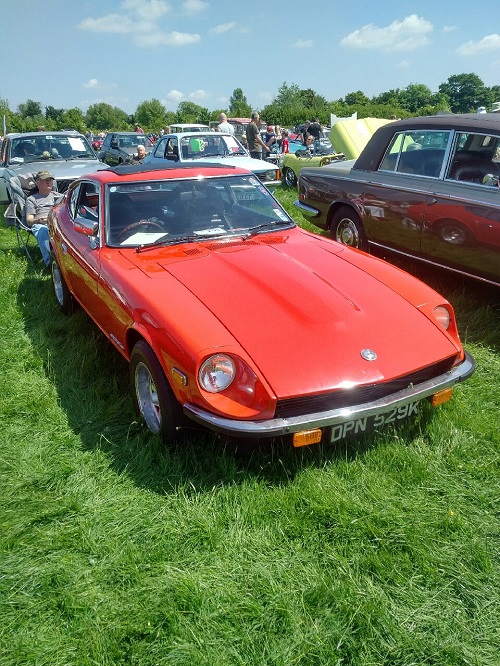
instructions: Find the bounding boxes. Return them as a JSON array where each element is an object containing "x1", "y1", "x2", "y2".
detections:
[
  {"x1": 423, "y1": 185, "x2": 500, "y2": 283},
  {"x1": 56, "y1": 182, "x2": 102, "y2": 315},
  {"x1": 361, "y1": 130, "x2": 450, "y2": 255}
]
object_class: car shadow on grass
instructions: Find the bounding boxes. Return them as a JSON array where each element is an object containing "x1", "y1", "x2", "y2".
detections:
[{"x1": 14, "y1": 262, "x2": 484, "y2": 494}]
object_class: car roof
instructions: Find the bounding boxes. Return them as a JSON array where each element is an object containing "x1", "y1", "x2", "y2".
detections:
[
  {"x1": 160, "y1": 132, "x2": 235, "y2": 139},
  {"x1": 5, "y1": 130, "x2": 85, "y2": 139},
  {"x1": 383, "y1": 113, "x2": 500, "y2": 132},
  {"x1": 86, "y1": 162, "x2": 250, "y2": 184}
]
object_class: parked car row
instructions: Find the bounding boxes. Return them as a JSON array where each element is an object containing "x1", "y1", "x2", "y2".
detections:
[{"x1": 6, "y1": 115, "x2": 495, "y2": 450}]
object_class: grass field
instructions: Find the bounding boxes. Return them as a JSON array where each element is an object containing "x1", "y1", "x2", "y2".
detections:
[{"x1": 1, "y1": 190, "x2": 499, "y2": 666}]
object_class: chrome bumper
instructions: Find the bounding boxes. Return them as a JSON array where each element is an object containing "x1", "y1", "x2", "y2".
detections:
[{"x1": 183, "y1": 352, "x2": 475, "y2": 439}]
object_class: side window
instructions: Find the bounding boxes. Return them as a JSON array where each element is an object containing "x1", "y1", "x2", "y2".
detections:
[
  {"x1": 379, "y1": 130, "x2": 449, "y2": 178},
  {"x1": 447, "y1": 132, "x2": 500, "y2": 185},
  {"x1": 153, "y1": 137, "x2": 167, "y2": 157},
  {"x1": 69, "y1": 184, "x2": 81, "y2": 219}
]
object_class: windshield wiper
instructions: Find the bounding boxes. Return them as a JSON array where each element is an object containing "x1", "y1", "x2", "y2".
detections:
[{"x1": 242, "y1": 219, "x2": 293, "y2": 240}]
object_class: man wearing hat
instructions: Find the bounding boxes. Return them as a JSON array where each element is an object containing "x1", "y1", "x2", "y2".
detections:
[{"x1": 25, "y1": 171, "x2": 62, "y2": 266}]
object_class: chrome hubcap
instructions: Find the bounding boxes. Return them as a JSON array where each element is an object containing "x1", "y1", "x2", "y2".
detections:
[
  {"x1": 52, "y1": 263, "x2": 64, "y2": 305},
  {"x1": 135, "y1": 362, "x2": 161, "y2": 433},
  {"x1": 336, "y1": 219, "x2": 359, "y2": 247}
]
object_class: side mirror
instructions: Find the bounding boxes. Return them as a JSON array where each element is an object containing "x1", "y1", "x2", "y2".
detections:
[{"x1": 74, "y1": 217, "x2": 98, "y2": 236}]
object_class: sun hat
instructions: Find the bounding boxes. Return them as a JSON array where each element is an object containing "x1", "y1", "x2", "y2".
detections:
[{"x1": 35, "y1": 170, "x2": 54, "y2": 180}]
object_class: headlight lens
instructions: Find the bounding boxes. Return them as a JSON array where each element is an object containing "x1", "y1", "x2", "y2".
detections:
[
  {"x1": 266, "y1": 169, "x2": 277, "y2": 181},
  {"x1": 433, "y1": 305, "x2": 450, "y2": 329},
  {"x1": 199, "y1": 354, "x2": 236, "y2": 393}
]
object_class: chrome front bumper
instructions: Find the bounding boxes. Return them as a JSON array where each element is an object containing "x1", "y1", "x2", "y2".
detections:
[{"x1": 183, "y1": 352, "x2": 475, "y2": 439}]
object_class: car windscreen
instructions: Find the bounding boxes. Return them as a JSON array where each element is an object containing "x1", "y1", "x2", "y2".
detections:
[
  {"x1": 179, "y1": 134, "x2": 247, "y2": 158},
  {"x1": 105, "y1": 174, "x2": 294, "y2": 247},
  {"x1": 9, "y1": 134, "x2": 96, "y2": 164}
]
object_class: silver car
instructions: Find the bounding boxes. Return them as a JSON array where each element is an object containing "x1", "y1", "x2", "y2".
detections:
[
  {"x1": 144, "y1": 132, "x2": 281, "y2": 187},
  {"x1": 0, "y1": 131, "x2": 108, "y2": 205}
]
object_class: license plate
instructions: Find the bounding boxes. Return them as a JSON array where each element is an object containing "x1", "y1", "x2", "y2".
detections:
[{"x1": 329, "y1": 401, "x2": 419, "y2": 443}]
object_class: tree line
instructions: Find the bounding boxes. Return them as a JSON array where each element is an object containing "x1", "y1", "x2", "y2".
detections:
[{"x1": 2, "y1": 73, "x2": 499, "y2": 135}]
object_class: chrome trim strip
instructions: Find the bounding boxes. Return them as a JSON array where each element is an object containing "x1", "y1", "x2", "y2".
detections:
[{"x1": 183, "y1": 352, "x2": 475, "y2": 439}]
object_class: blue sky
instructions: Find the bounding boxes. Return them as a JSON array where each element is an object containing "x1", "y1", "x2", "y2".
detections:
[{"x1": 3, "y1": 0, "x2": 500, "y2": 115}]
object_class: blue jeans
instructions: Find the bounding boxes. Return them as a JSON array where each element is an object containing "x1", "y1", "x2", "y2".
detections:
[{"x1": 31, "y1": 224, "x2": 50, "y2": 266}]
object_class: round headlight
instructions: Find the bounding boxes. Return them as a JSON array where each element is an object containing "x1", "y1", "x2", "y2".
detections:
[
  {"x1": 434, "y1": 305, "x2": 450, "y2": 330},
  {"x1": 199, "y1": 354, "x2": 236, "y2": 393}
]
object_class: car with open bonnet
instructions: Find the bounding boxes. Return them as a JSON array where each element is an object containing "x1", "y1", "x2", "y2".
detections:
[
  {"x1": 47, "y1": 163, "x2": 474, "y2": 449},
  {"x1": 296, "y1": 113, "x2": 500, "y2": 288}
]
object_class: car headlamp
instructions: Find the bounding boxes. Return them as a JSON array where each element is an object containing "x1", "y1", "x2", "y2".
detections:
[
  {"x1": 199, "y1": 354, "x2": 236, "y2": 393},
  {"x1": 433, "y1": 305, "x2": 450, "y2": 330}
]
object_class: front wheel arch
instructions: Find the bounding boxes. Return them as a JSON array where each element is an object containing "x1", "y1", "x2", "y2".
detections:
[
  {"x1": 129, "y1": 339, "x2": 187, "y2": 443},
  {"x1": 329, "y1": 205, "x2": 369, "y2": 252}
]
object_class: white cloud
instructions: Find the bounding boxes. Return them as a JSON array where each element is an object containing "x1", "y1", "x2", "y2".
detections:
[
  {"x1": 83, "y1": 79, "x2": 118, "y2": 91},
  {"x1": 442, "y1": 25, "x2": 457, "y2": 33},
  {"x1": 79, "y1": 14, "x2": 134, "y2": 33},
  {"x1": 395, "y1": 59, "x2": 410, "y2": 69},
  {"x1": 210, "y1": 22, "x2": 236, "y2": 35},
  {"x1": 457, "y1": 34, "x2": 500, "y2": 55},
  {"x1": 79, "y1": 1, "x2": 198, "y2": 48},
  {"x1": 340, "y1": 14, "x2": 432, "y2": 52},
  {"x1": 123, "y1": 0, "x2": 172, "y2": 20},
  {"x1": 135, "y1": 30, "x2": 200, "y2": 47},
  {"x1": 189, "y1": 89, "x2": 208, "y2": 101},
  {"x1": 182, "y1": 0, "x2": 209, "y2": 14},
  {"x1": 292, "y1": 39, "x2": 314, "y2": 48}
]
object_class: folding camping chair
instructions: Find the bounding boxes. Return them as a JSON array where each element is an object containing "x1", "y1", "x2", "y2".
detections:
[
  {"x1": 4, "y1": 173, "x2": 61, "y2": 264},
  {"x1": 4, "y1": 173, "x2": 38, "y2": 263}
]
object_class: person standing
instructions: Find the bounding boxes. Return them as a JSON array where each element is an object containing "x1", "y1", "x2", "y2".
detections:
[
  {"x1": 280, "y1": 129, "x2": 290, "y2": 154},
  {"x1": 308, "y1": 117, "x2": 324, "y2": 140},
  {"x1": 217, "y1": 113, "x2": 234, "y2": 134},
  {"x1": 246, "y1": 112, "x2": 270, "y2": 160}
]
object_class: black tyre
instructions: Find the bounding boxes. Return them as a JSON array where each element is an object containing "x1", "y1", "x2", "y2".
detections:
[
  {"x1": 283, "y1": 167, "x2": 297, "y2": 187},
  {"x1": 130, "y1": 340, "x2": 186, "y2": 443},
  {"x1": 330, "y1": 206, "x2": 369, "y2": 252},
  {"x1": 51, "y1": 258, "x2": 74, "y2": 314}
]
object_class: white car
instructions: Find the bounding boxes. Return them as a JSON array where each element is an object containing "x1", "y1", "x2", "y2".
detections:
[{"x1": 144, "y1": 132, "x2": 281, "y2": 187}]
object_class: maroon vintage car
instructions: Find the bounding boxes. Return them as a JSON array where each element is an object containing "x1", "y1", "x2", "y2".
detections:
[{"x1": 295, "y1": 114, "x2": 500, "y2": 287}]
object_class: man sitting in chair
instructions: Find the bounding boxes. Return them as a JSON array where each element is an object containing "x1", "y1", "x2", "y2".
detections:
[{"x1": 25, "y1": 170, "x2": 62, "y2": 266}]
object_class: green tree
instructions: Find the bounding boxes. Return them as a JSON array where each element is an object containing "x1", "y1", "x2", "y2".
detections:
[
  {"x1": 228, "y1": 88, "x2": 252, "y2": 117},
  {"x1": 344, "y1": 91, "x2": 370, "y2": 107},
  {"x1": 134, "y1": 99, "x2": 167, "y2": 132},
  {"x1": 85, "y1": 103, "x2": 129, "y2": 131},
  {"x1": 18, "y1": 99, "x2": 43, "y2": 118},
  {"x1": 60, "y1": 108, "x2": 86, "y2": 132},
  {"x1": 438, "y1": 73, "x2": 487, "y2": 113},
  {"x1": 174, "y1": 102, "x2": 208, "y2": 124}
]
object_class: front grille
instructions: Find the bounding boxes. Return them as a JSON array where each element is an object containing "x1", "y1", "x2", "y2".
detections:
[{"x1": 275, "y1": 358, "x2": 455, "y2": 419}]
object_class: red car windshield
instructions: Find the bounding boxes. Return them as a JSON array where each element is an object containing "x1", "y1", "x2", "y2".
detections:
[{"x1": 106, "y1": 174, "x2": 293, "y2": 247}]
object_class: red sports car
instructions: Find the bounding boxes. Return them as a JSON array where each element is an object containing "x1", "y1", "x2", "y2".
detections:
[{"x1": 48, "y1": 164, "x2": 474, "y2": 447}]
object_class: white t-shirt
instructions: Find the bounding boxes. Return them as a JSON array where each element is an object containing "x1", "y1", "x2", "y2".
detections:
[{"x1": 218, "y1": 121, "x2": 234, "y2": 135}]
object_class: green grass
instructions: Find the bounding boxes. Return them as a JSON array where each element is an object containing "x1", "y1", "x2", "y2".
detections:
[{"x1": 1, "y1": 192, "x2": 499, "y2": 666}]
